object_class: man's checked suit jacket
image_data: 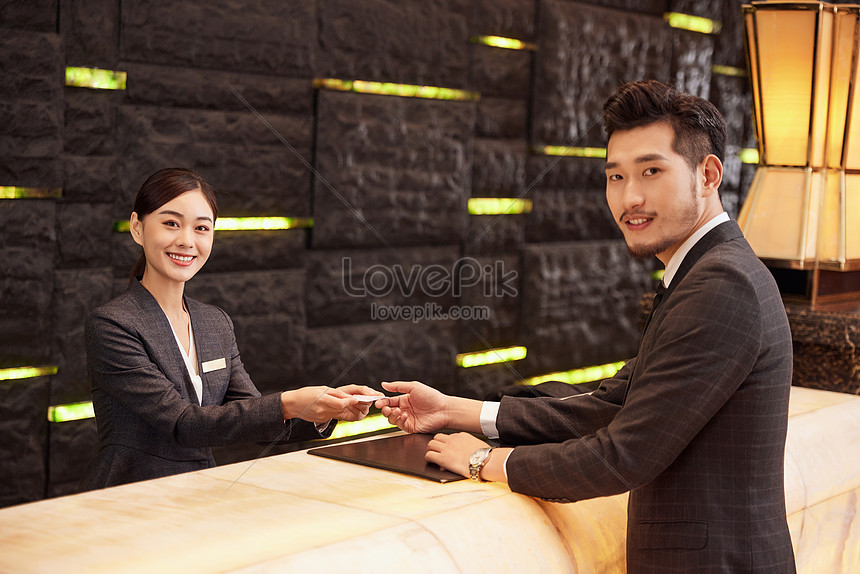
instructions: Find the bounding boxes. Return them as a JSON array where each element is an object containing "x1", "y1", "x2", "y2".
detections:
[{"x1": 498, "y1": 220, "x2": 796, "y2": 573}]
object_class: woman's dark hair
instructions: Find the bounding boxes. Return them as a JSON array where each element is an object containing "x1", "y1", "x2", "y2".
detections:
[
  {"x1": 129, "y1": 168, "x2": 218, "y2": 283},
  {"x1": 602, "y1": 80, "x2": 727, "y2": 170}
]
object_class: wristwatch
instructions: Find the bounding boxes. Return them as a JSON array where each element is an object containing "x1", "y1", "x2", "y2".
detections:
[{"x1": 469, "y1": 447, "x2": 494, "y2": 482}]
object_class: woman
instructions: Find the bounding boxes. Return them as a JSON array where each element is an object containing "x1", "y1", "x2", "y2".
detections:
[{"x1": 83, "y1": 167, "x2": 379, "y2": 489}]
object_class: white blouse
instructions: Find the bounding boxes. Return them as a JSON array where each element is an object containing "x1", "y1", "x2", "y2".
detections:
[{"x1": 167, "y1": 315, "x2": 203, "y2": 405}]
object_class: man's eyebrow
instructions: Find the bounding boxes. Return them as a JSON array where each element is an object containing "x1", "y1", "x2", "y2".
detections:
[{"x1": 604, "y1": 153, "x2": 670, "y2": 171}]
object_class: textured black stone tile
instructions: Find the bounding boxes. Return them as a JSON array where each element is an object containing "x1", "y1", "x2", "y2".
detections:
[
  {"x1": 471, "y1": 138, "x2": 528, "y2": 194},
  {"x1": 0, "y1": 277, "x2": 53, "y2": 367},
  {"x1": 0, "y1": 30, "x2": 63, "y2": 159},
  {"x1": 669, "y1": 0, "x2": 721, "y2": 20},
  {"x1": 456, "y1": 362, "x2": 522, "y2": 400},
  {"x1": 0, "y1": 200, "x2": 55, "y2": 278},
  {"x1": 0, "y1": 157, "x2": 62, "y2": 188},
  {"x1": 714, "y1": 0, "x2": 747, "y2": 69},
  {"x1": 318, "y1": 0, "x2": 471, "y2": 88},
  {"x1": 306, "y1": 245, "x2": 461, "y2": 328},
  {"x1": 464, "y1": 214, "x2": 525, "y2": 255},
  {"x1": 531, "y1": 0, "x2": 673, "y2": 147},
  {"x1": 456, "y1": 253, "x2": 521, "y2": 353},
  {"x1": 305, "y1": 321, "x2": 458, "y2": 394},
  {"x1": 47, "y1": 418, "x2": 97, "y2": 498},
  {"x1": 471, "y1": 44, "x2": 532, "y2": 99},
  {"x1": 312, "y1": 91, "x2": 474, "y2": 248},
  {"x1": 62, "y1": 156, "x2": 118, "y2": 202},
  {"x1": 472, "y1": 0, "x2": 537, "y2": 41},
  {"x1": 0, "y1": 378, "x2": 49, "y2": 508},
  {"x1": 186, "y1": 270, "x2": 307, "y2": 393},
  {"x1": 124, "y1": 63, "x2": 315, "y2": 116},
  {"x1": 573, "y1": 0, "x2": 667, "y2": 15},
  {"x1": 50, "y1": 269, "x2": 113, "y2": 405},
  {"x1": 116, "y1": 105, "x2": 313, "y2": 218},
  {"x1": 56, "y1": 202, "x2": 114, "y2": 269},
  {"x1": 196, "y1": 230, "x2": 308, "y2": 274},
  {"x1": 476, "y1": 97, "x2": 528, "y2": 139},
  {"x1": 526, "y1": 154, "x2": 607, "y2": 191},
  {"x1": 518, "y1": 240, "x2": 653, "y2": 375},
  {"x1": 671, "y1": 29, "x2": 714, "y2": 100},
  {"x1": 63, "y1": 89, "x2": 118, "y2": 156},
  {"x1": 60, "y1": 0, "x2": 118, "y2": 67},
  {"x1": 525, "y1": 189, "x2": 621, "y2": 243},
  {"x1": 120, "y1": 0, "x2": 317, "y2": 76},
  {"x1": 0, "y1": 0, "x2": 57, "y2": 33}
]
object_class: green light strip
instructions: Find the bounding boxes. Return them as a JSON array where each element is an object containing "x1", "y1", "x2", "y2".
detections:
[
  {"x1": 651, "y1": 269, "x2": 665, "y2": 282},
  {"x1": 468, "y1": 198, "x2": 533, "y2": 215},
  {"x1": 711, "y1": 65, "x2": 747, "y2": 77},
  {"x1": 327, "y1": 413, "x2": 395, "y2": 440},
  {"x1": 740, "y1": 148, "x2": 760, "y2": 164},
  {"x1": 313, "y1": 78, "x2": 480, "y2": 102},
  {"x1": 48, "y1": 401, "x2": 95, "y2": 423},
  {"x1": 0, "y1": 186, "x2": 62, "y2": 199},
  {"x1": 114, "y1": 217, "x2": 314, "y2": 233},
  {"x1": 522, "y1": 361, "x2": 625, "y2": 386},
  {"x1": 65, "y1": 67, "x2": 127, "y2": 90},
  {"x1": 539, "y1": 146, "x2": 607, "y2": 159},
  {"x1": 456, "y1": 346, "x2": 527, "y2": 368},
  {"x1": 0, "y1": 365, "x2": 58, "y2": 382},
  {"x1": 471, "y1": 35, "x2": 537, "y2": 51},
  {"x1": 663, "y1": 12, "x2": 722, "y2": 35}
]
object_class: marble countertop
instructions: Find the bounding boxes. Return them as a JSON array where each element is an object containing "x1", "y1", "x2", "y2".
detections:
[{"x1": 0, "y1": 386, "x2": 857, "y2": 573}]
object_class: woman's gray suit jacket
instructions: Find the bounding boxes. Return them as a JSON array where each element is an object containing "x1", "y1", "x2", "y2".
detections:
[{"x1": 83, "y1": 279, "x2": 325, "y2": 489}]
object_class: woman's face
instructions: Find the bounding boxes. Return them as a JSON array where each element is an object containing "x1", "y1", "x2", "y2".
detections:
[{"x1": 130, "y1": 190, "x2": 215, "y2": 286}]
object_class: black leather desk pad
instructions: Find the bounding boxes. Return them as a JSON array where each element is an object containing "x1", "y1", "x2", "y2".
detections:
[{"x1": 308, "y1": 433, "x2": 466, "y2": 483}]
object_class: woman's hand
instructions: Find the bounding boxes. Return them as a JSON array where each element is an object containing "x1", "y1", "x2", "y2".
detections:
[{"x1": 281, "y1": 385, "x2": 382, "y2": 423}]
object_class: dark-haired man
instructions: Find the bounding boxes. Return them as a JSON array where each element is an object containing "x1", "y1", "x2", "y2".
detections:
[{"x1": 376, "y1": 80, "x2": 796, "y2": 573}]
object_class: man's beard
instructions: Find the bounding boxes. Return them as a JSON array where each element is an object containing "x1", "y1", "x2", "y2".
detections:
[{"x1": 625, "y1": 181, "x2": 700, "y2": 260}]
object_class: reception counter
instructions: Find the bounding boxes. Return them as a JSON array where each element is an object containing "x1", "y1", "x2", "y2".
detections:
[{"x1": 0, "y1": 386, "x2": 858, "y2": 573}]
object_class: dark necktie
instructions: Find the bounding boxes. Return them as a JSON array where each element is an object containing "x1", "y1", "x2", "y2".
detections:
[{"x1": 644, "y1": 280, "x2": 666, "y2": 332}]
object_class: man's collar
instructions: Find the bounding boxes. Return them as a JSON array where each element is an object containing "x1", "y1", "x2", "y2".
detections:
[{"x1": 662, "y1": 212, "x2": 730, "y2": 287}]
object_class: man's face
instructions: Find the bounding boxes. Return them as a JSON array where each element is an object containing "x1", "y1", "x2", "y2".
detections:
[{"x1": 604, "y1": 121, "x2": 706, "y2": 265}]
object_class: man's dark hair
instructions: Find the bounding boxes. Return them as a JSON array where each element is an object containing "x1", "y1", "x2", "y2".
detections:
[{"x1": 602, "y1": 80, "x2": 727, "y2": 170}]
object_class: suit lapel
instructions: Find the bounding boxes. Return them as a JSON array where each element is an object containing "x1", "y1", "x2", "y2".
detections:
[
  {"x1": 186, "y1": 298, "x2": 220, "y2": 406},
  {"x1": 128, "y1": 280, "x2": 198, "y2": 403},
  {"x1": 623, "y1": 220, "x2": 743, "y2": 405}
]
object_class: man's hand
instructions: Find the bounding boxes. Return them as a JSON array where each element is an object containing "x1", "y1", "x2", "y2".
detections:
[
  {"x1": 281, "y1": 385, "x2": 381, "y2": 423},
  {"x1": 375, "y1": 381, "x2": 450, "y2": 434},
  {"x1": 425, "y1": 432, "x2": 490, "y2": 478}
]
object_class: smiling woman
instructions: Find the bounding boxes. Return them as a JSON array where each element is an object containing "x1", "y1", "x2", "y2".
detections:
[{"x1": 81, "y1": 168, "x2": 382, "y2": 490}]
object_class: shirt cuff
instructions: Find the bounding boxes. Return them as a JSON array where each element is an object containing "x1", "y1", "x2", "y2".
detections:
[{"x1": 480, "y1": 401, "x2": 501, "y2": 439}]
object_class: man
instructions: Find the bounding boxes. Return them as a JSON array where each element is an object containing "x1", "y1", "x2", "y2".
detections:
[{"x1": 376, "y1": 80, "x2": 796, "y2": 573}]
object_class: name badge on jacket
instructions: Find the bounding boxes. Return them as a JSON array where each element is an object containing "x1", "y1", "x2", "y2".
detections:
[{"x1": 201, "y1": 358, "x2": 226, "y2": 373}]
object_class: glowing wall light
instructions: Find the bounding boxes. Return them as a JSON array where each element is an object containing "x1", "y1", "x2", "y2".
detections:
[
  {"x1": 468, "y1": 198, "x2": 533, "y2": 215},
  {"x1": 327, "y1": 414, "x2": 395, "y2": 440},
  {"x1": 538, "y1": 146, "x2": 607, "y2": 158},
  {"x1": 456, "y1": 346, "x2": 527, "y2": 368},
  {"x1": 47, "y1": 401, "x2": 94, "y2": 423},
  {"x1": 521, "y1": 361, "x2": 626, "y2": 387},
  {"x1": 0, "y1": 366, "x2": 58, "y2": 381},
  {"x1": 739, "y1": 2, "x2": 860, "y2": 277},
  {"x1": 0, "y1": 187, "x2": 62, "y2": 199},
  {"x1": 664, "y1": 12, "x2": 722, "y2": 34},
  {"x1": 65, "y1": 67, "x2": 127, "y2": 90},
  {"x1": 313, "y1": 78, "x2": 480, "y2": 102},
  {"x1": 712, "y1": 64, "x2": 747, "y2": 77},
  {"x1": 471, "y1": 35, "x2": 538, "y2": 51},
  {"x1": 740, "y1": 148, "x2": 760, "y2": 165}
]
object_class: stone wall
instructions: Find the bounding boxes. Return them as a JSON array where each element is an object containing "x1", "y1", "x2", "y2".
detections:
[{"x1": 0, "y1": 0, "x2": 753, "y2": 506}]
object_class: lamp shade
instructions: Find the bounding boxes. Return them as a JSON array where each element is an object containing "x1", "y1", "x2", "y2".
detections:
[{"x1": 738, "y1": 2, "x2": 860, "y2": 271}]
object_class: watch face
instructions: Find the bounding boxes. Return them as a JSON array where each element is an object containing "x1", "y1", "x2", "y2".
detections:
[{"x1": 470, "y1": 448, "x2": 489, "y2": 465}]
